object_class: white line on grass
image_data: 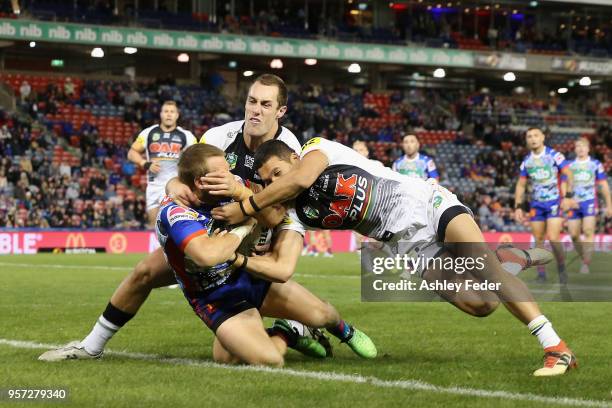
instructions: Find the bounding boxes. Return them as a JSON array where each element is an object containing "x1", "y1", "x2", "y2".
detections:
[
  {"x1": 1, "y1": 338, "x2": 609, "y2": 408},
  {"x1": 0, "y1": 262, "x2": 359, "y2": 279}
]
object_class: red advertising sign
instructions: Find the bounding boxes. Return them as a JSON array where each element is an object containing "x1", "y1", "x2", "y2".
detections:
[{"x1": 0, "y1": 230, "x2": 609, "y2": 255}]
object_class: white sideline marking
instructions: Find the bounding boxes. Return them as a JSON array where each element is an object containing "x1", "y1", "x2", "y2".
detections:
[
  {"x1": 1, "y1": 338, "x2": 610, "y2": 408},
  {"x1": 0, "y1": 262, "x2": 358, "y2": 279}
]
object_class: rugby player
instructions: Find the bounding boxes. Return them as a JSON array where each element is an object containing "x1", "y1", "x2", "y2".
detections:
[
  {"x1": 156, "y1": 143, "x2": 375, "y2": 365},
  {"x1": 514, "y1": 127, "x2": 575, "y2": 283},
  {"x1": 127, "y1": 100, "x2": 197, "y2": 227},
  {"x1": 392, "y1": 133, "x2": 439, "y2": 181},
  {"x1": 38, "y1": 74, "x2": 373, "y2": 361},
  {"x1": 566, "y1": 137, "x2": 612, "y2": 274},
  {"x1": 208, "y1": 137, "x2": 576, "y2": 377}
]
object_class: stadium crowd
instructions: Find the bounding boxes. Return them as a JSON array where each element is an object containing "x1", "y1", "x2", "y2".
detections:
[{"x1": 1, "y1": 74, "x2": 610, "y2": 232}]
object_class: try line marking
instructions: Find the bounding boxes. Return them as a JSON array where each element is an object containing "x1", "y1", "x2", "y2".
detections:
[
  {"x1": 1, "y1": 338, "x2": 610, "y2": 408},
  {"x1": 0, "y1": 262, "x2": 359, "y2": 279}
]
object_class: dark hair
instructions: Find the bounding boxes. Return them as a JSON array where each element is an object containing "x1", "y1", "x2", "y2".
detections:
[
  {"x1": 251, "y1": 74, "x2": 288, "y2": 107},
  {"x1": 254, "y1": 140, "x2": 294, "y2": 171},
  {"x1": 402, "y1": 133, "x2": 418, "y2": 142},
  {"x1": 178, "y1": 144, "x2": 225, "y2": 190},
  {"x1": 526, "y1": 127, "x2": 545, "y2": 135}
]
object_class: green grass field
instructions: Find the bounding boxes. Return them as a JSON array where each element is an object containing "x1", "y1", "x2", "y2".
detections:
[{"x1": 1, "y1": 253, "x2": 611, "y2": 407}]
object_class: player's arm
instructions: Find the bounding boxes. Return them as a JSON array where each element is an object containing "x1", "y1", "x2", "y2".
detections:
[
  {"x1": 183, "y1": 220, "x2": 256, "y2": 267},
  {"x1": 559, "y1": 162, "x2": 576, "y2": 211},
  {"x1": 210, "y1": 150, "x2": 329, "y2": 224},
  {"x1": 239, "y1": 229, "x2": 303, "y2": 283},
  {"x1": 127, "y1": 139, "x2": 147, "y2": 167},
  {"x1": 514, "y1": 174, "x2": 527, "y2": 223},
  {"x1": 246, "y1": 151, "x2": 328, "y2": 212},
  {"x1": 594, "y1": 161, "x2": 611, "y2": 216},
  {"x1": 128, "y1": 136, "x2": 159, "y2": 173}
]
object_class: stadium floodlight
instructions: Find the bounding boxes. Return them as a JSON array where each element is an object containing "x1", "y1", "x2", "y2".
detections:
[
  {"x1": 503, "y1": 72, "x2": 516, "y2": 82},
  {"x1": 177, "y1": 53, "x2": 190, "y2": 62},
  {"x1": 433, "y1": 68, "x2": 446, "y2": 78},
  {"x1": 579, "y1": 76, "x2": 592, "y2": 86},
  {"x1": 549, "y1": 90, "x2": 556, "y2": 96},
  {"x1": 123, "y1": 47, "x2": 138, "y2": 55},
  {"x1": 557, "y1": 87, "x2": 568, "y2": 94},
  {"x1": 348, "y1": 63, "x2": 361, "y2": 73},
  {"x1": 228, "y1": 61, "x2": 237, "y2": 68},
  {"x1": 514, "y1": 86, "x2": 525, "y2": 94},
  {"x1": 91, "y1": 47, "x2": 104, "y2": 58},
  {"x1": 29, "y1": 41, "x2": 36, "y2": 48},
  {"x1": 270, "y1": 59, "x2": 283, "y2": 69},
  {"x1": 530, "y1": 1, "x2": 538, "y2": 6},
  {"x1": 304, "y1": 58, "x2": 317, "y2": 66},
  {"x1": 243, "y1": 70, "x2": 254, "y2": 77}
]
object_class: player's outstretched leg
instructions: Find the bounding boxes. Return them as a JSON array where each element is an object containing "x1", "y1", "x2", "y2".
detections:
[
  {"x1": 260, "y1": 280, "x2": 377, "y2": 359},
  {"x1": 444, "y1": 213, "x2": 576, "y2": 376},
  {"x1": 38, "y1": 248, "x2": 176, "y2": 361}
]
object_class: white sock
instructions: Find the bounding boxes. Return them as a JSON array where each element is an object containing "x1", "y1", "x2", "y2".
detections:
[
  {"x1": 81, "y1": 316, "x2": 120, "y2": 355},
  {"x1": 527, "y1": 315, "x2": 561, "y2": 349}
]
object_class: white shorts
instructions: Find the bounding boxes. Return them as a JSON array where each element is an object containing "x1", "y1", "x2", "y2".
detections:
[
  {"x1": 146, "y1": 184, "x2": 166, "y2": 212},
  {"x1": 391, "y1": 183, "x2": 472, "y2": 276}
]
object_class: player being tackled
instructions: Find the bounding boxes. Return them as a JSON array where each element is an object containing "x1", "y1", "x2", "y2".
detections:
[{"x1": 209, "y1": 138, "x2": 576, "y2": 376}]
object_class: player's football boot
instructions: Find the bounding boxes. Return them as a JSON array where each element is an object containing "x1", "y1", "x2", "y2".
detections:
[
  {"x1": 495, "y1": 245, "x2": 554, "y2": 276},
  {"x1": 38, "y1": 341, "x2": 102, "y2": 362},
  {"x1": 272, "y1": 319, "x2": 330, "y2": 358},
  {"x1": 579, "y1": 263, "x2": 590, "y2": 274},
  {"x1": 343, "y1": 326, "x2": 377, "y2": 359},
  {"x1": 533, "y1": 341, "x2": 577, "y2": 377}
]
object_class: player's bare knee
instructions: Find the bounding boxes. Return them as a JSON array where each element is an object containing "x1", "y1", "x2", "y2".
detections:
[
  {"x1": 130, "y1": 260, "x2": 156, "y2": 290},
  {"x1": 252, "y1": 351, "x2": 284, "y2": 367}
]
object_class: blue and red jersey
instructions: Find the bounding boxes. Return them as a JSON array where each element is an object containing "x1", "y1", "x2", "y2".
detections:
[{"x1": 156, "y1": 199, "x2": 234, "y2": 295}]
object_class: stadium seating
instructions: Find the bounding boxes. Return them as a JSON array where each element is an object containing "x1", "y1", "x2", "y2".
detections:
[{"x1": 1, "y1": 73, "x2": 610, "y2": 232}]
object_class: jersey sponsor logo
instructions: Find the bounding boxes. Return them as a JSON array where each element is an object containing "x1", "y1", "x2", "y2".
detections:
[
  {"x1": 226, "y1": 152, "x2": 238, "y2": 170},
  {"x1": 303, "y1": 206, "x2": 319, "y2": 219},
  {"x1": 322, "y1": 173, "x2": 369, "y2": 228},
  {"x1": 245, "y1": 155, "x2": 254, "y2": 169},
  {"x1": 528, "y1": 166, "x2": 552, "y2": 181},
  {"x1": 427, "y1": 160, "x2": 436, "y2": 172},
  {"x1": 433, "y1": 195, "x2": 443, "y2": 209},
  {"x1": 167, "y1": 206, "x2": 198, "y2": 226},
  {"x1": 573, "y1": 169, "x2": 593, "y2": 183},
  {"x1": 302, "y1": 137, "x2": 321, "y2": 151},
  {"x1": 149, "y1": 142, "x2": 183, "y2": 155}
]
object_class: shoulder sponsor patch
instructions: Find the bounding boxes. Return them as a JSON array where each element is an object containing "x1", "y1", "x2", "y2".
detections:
[
  {"x1": 302, "y1": 137, "x2": 321, "y2": 151},
  {"x1": 167, "y1": 206, "x2": 199, "y2": 226}
]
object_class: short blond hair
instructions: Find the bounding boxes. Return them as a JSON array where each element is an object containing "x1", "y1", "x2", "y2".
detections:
[{"x1": 178, "y1": 144, "x2": 225, "y2": 190}]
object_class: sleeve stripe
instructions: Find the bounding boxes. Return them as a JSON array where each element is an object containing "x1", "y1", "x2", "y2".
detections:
[{"x1": 179, "y1": 229, "x2": 208, "y2": 251}]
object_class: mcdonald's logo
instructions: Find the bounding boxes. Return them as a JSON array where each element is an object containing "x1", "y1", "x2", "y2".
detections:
[
  {"x1": 498, "y1": 234, "x2": 513, "y2": 244},
  {"x1": 65, "y1": 233, "x2": 86, "y2": 248}
]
